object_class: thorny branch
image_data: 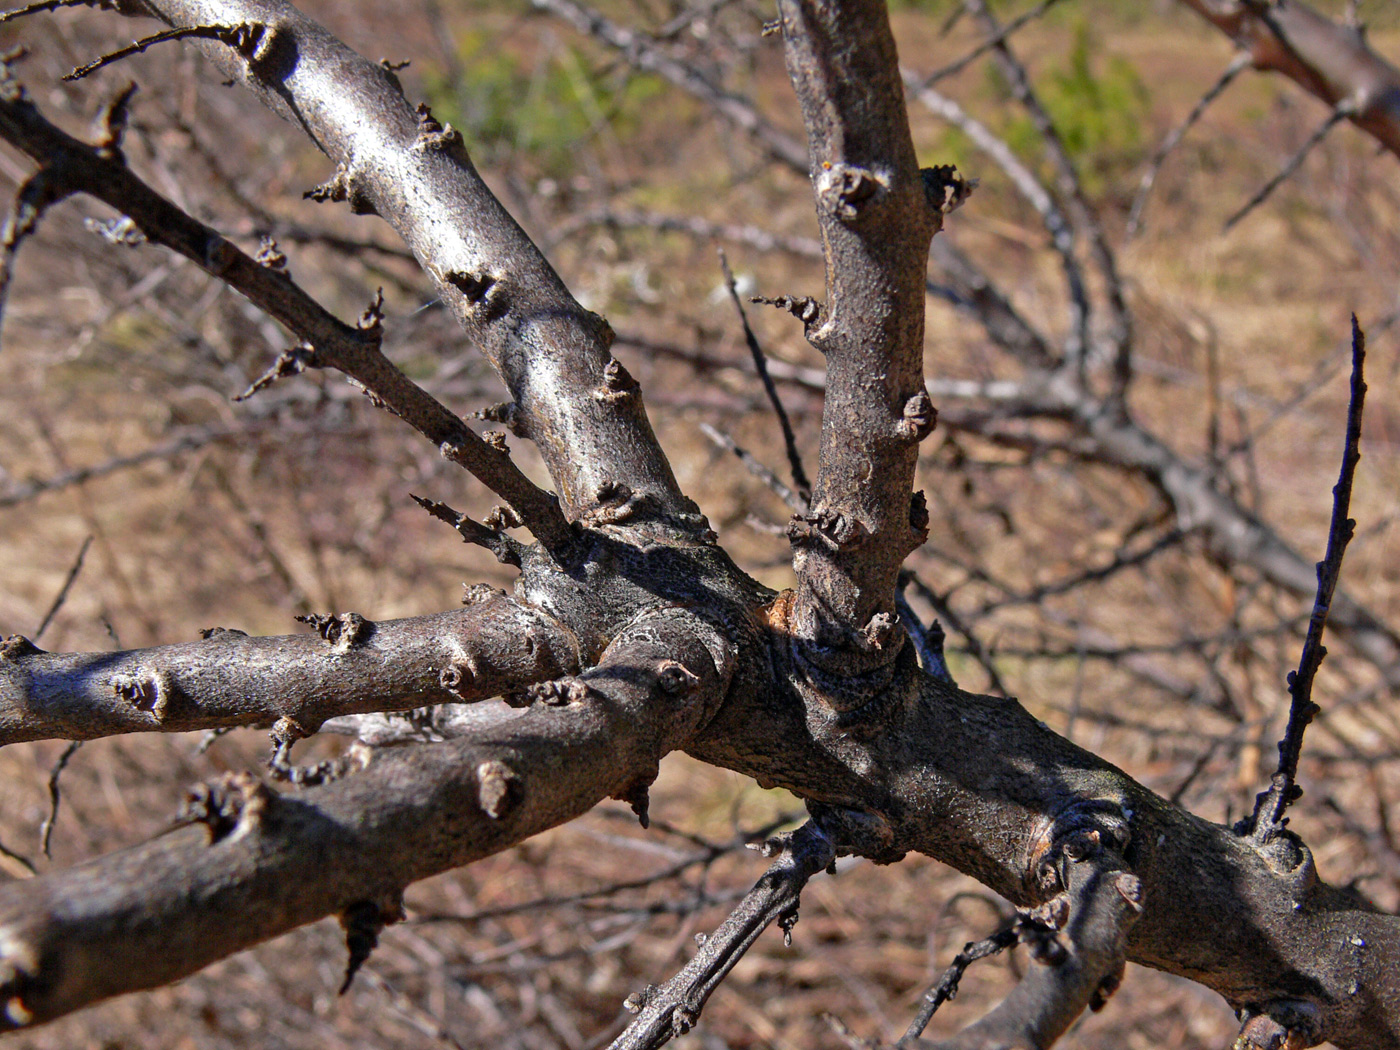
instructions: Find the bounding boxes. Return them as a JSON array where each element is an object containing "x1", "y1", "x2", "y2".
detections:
[
  {"x1": 1245, "y1": 317, "x2": 1367, "y2": 844},
  {"x1": 610, "y1": 821, "x2": 834, "y2": 1050}
]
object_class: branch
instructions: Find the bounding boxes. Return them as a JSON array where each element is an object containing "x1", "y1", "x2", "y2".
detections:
[
  {"x1": 610, "y1": 821, "x2": 834, "y2": 1049},
  {"x1": 1245, "y1": 316, "x2": 1366, "y2": 843},
  {"x1": 775, "y1": 0, "x2": 964, "y2": 664},
  {"x1": 0, "y1": 607, "x2": 731, "y2": 1029},
  {"x1": 1223, "y1": 99, "x2": 1355, "y2": 231},
  {"x1": 115, "y1": 0, "x2": 696, "y2": 531},
  {"x1": 0, "y1": 594, "x2": 580, "y2": 745},
  {"x1": 912, "y1": 847, "x2": 1142, "y2": 1049},
  {"x1": 0, "y1": 70, "x2": 578, "y2": 556},
  {"x1": 1176, "y1": 0, "x2": 1400, "y2": 160}
]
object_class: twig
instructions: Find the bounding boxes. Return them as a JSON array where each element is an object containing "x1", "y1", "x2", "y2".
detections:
[
  {"x1": 1245, "y1": 317, "x2": 1367, "y2": 844},
  {"x1": 0, "y1": 82, "x2": 576, "y2": 558},
  {"x1": 896, "y1": 579, "x2": 952, "y2": 684},
  {"x1": 1224, "y1": 102, "x2": 1355, "y2": 232},
  {"x1": 1126, "y1": 53, "x2": 1251, "y2": 239},
  {"x1": 917, "y1": 0, "x2": 1065, "y2": 88},
  {"x1": 698, "y1": 422, "x2": 806, "y2": 515},
  {"x1": 37, "y1": 740, "x2": 81, "y2": 859},
  {"x1": 897, "y1": 924, "x2": 1020, "y2": 1044},
  {"x1": 609, "y1": 821, "x2": 834, "y2": 1050},
  {"x1": 905, "y1": 571, "x2": 1009, "y2": 697},
  {"x1": 718, "y1": 249, "x2": 810, "y2": 501},
  {"x1": 0, "y1": 0, "x2": 88, "y2": 24},
  {"x1": 0, "y1": 166, "x2": 72, "y2": 353},
  {"x1": 64, "y1": 25, "x2": 244, "y2": 81},
  {"x1": 33, "y1": 534, "x2": 92, "y2": 642}
]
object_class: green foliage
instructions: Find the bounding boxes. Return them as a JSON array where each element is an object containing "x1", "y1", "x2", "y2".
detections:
[
  {"x1": 991, "y1": 17, "x2": 1151, "y2": 198},
  {"x1": 422, "y1": 31, "x2": 666, "y2": 174}
]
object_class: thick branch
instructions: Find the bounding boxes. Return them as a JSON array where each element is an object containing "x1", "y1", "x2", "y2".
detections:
[
  {"x1": 1176, "y1": 0, "x2": 1400, "y2": 159},
  {"x1": 777, "y1": 0, "x2": 957, "y2": 662},
  {"x1": 122, "y1": 0, "x2": 696, "y2": 529},
  {"x1": 0, "y1": 607, "x2": 730, "y2": 1029},
  {"x1": 0, "y1": 593, "x2": 579, "y2": 745}
]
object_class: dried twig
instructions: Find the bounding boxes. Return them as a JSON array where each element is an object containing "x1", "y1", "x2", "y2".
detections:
[
  {"x1": 719, "y1": 249, "x2": 810, "y2": 501},
  {"x1": 1224, "y1": 101, "x2": 1355, "y2": 231},
  {"x1": 1126, "y1": 53, "x2": 1251, "y2": 239},
  {"x1": 37, "y1": 741, "x2": 80, "y2": 859},
  {"x1": 1244, "y1": 317, "x2": 1367, "y2": 844},
  {"x1": 609, "y1": 821, "x2": 833, "y2": 1050}
]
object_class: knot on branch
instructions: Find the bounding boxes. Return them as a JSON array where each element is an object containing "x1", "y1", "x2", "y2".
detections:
[
  {"x1": 198, "y1": 626, "x2": 249, "y2": 641},
  {"x1": 84, "y1": 215, "x2": 145, "y2": 246},
  {"x1": 254, "y1": 236, "x2": 287, "y2": 272},
  {"x1": 476, "y1": 759, "x2": 520, "y2": 819},
  {"x1": 412, "y1": 102, "x2": 462, "y2": 151},
  {"x1": 580, "y1": 479, "x2": 646, "y2": 526},
  {"x1": 596, "y1": 356, "x2": 639, "y2": 400},
  {"x1": 338, "y1": 892, "x2": 406, "y2": 994},
  {"x1": 481, "y1": 429, "x2": 510, "y2": 454},
  {"x1": 526, "y1": 676, "x2": 591, "y2": 707},
  {"x1": 476, "y1": 401, "x2": 529, "y2": 438},
  {"x1": 815, "y1": 161, "x2": 889, "y2": 222},
  {"x1": 179, "y1": 771, "x2": 276, "y2": 844},
  {"x1": 1234, "y1": 1001, "x2": 1322, "y2": 1050},
  {"x1": 462, "y1": 583, "x2": 506, "y2": 605},
  {"x1": 0, "y1": 634, "x2": 41, "y2": 660},
  {"x1": 304, "y1": 163, "x2": 375, "y2": 215},
  {"x1": 110, "y1": 667, "x2": 173, "y2": 720},
  {"x1": 297, "y1": 611, "x2": 372, "y2": 652},
  {"x1": 234, "y1": 345, "x2": 317, "y2": 401},
  {"x1": 438, "y1": 654, "x2": 479, "y2": 697},
  {"x1": 611, "y1": 768, "x2": 658, "y2": 828},
  {"x1": 437, "y1": 268, "x2": 506, "y2": 321},
  {"x1": 751, "y1": 293, "x2": 823, "y2": 339},
  {"x1": 897, "y1": 390, "x2": 937, "y2": 442},
  {"x1": 1028, "y1": 799, "x2": 1132, "y2": 896},
  {"x1": 484, "y1": 503, "x2": 522, "y2": 530},
  {"x1": 921, "y1": 164, "x2": 976, "y2": 216},
  {"x1": 787, "y1": 508, "x2": 867, "y2": 551},
  {"x1": 806, "y1": 802, "x2": 903, "y2": 865}
]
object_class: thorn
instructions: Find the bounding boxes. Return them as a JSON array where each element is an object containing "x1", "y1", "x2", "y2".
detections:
[
  {"x1": 234, "y1": 346, "x2": 316, "y2": 401},
  {"x1": 338, "y1": 895, "x2": 404, "y2": 994},
  {"x1": 413, "y1": 101, "x2": 462, "y2": 151}
]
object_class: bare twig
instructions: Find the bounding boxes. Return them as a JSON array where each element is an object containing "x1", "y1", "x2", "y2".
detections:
[
  {"x1": 897, "y1": 924, "x2": 1019, "y2": 1044},
  {"x1": 32, "y1": 535, "x2": 91, "y2": 643},
  {"x1": 1245, "y1": 317, "x2": 1367, "y2": 844},
  {"x1": 36, "y1": 741, "x2": 80, "y2": 859},
  {"x1": 609, "y1": 821, "x2": 833, "y2": 1050},
  {"x1": 0, "y1": 79, "x2": 577, "y2": 557},
  {"x1": 1127, "y1": 53, "x2": 1251, "y2": 239},
  {"x1": 916, "y1": 0, "x2": 1065, "y2": 88},
  {"x1": 698, "y1": 422, "x2": 806, "y2": 514},
  {"x1": 1224, "y1": 101, "x2": 1355, "y2": 231},
  {"x1": 64, "y1": 24, "x2": 244, "y2": 80},
  {"x1": 719, "y1": 249, "x2": 810, "y2": 501}
]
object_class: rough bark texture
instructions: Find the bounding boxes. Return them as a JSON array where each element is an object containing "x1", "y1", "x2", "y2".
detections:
[{"x1": 0, "y1": 0, "x2": 1396, "y2": 1047}]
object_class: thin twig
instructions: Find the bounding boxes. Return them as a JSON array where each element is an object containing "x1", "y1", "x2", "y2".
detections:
[
  {"x1": 897, "y1": 575, "x2": 952, "y2": 684},
  {"x1": 33, "y1": 535, "x2": 92, "y2": 642},
  {"x1": 0, "y1": 0, "x2": 86, "y2": 24},
  {"x1": 718, "y1": 249, "x2": 810, "y2": 501},
  {"x1": 1245, "y1": 317, "x2": 1367, "y2": 843},
  {"x1": 917, "y1": 0, "x2": 1065, "y2": 88},
  {"x1": 897, "y1": 925, "x2": 1020, "y2": 1044},
  {"x1": 1127, "y1": 53, "x2": 1251, "y2": 239},
  {"x1": 64, "y1": 25, "x2": 239, "y2": 81},
  {"x1": 609, "y1": 822, "x2": 833, "y2": 1050},
  {"x1": 38, "y1": 740, "x2": 81, "y2": 859},
  {"x1": 1224, "y1": 102, "x2": 1355, "y2": 232},
  {"x1": 698, "y1": 422, "x2": 806, "y2": 514}
]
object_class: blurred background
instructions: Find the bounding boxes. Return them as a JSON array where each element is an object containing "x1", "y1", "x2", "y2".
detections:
[{"x1": 1, "y1": 1, "x2": 1398, "y2": 1046}]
